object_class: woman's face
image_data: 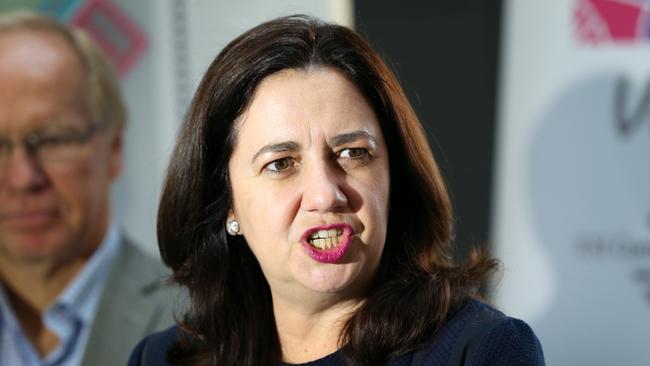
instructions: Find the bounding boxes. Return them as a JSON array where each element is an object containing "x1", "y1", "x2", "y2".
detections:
[{"x1": 228, "y1": 67, "x2": 390, "y2": 302}]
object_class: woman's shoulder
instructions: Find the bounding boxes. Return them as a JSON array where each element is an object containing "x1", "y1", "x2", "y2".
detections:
[
  {"x1": 410, "y1": 299, "x2": 545, "y2": 366},
  {"x1": 128, "y1": 325, "x2": 180, "y2": 366}
]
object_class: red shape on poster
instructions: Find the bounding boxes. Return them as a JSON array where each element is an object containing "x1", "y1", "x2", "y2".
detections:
[
  {"x1": 589, "y1": 0, "x2": 643, "y2": 40},
  {"x1": 70, "y1": 0, "x2": 147, "y2": 77},
  {"x1": 574, "y1": 0, "x2": 648, "y2": 44}
]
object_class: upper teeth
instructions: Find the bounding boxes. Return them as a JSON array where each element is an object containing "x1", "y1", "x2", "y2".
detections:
[
  {"x1": 308, "y1": 229, "x2": 343, "y2": 249},
  {"x1": 309, "y1": 229, "x2": 342, "y2": 240}
]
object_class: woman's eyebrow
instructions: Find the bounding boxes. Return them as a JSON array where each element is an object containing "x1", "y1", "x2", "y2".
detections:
[
  {"x1": 329, "y1": 130, "x2": 376, "y2": 147},
  {"x1": 251, "y1": 141, "x2": 300, "y2": 163},
  {"x1": 250, "y1": 131, "x2": 377, "y2": 163}
]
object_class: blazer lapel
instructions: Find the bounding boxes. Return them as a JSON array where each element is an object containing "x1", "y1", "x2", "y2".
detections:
[{"x1": 81, "y1": 237, "x2": 172, "y2": 366}]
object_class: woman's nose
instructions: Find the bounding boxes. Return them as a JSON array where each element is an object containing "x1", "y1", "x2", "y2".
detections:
[{"x1": 300, "y1": 161, "x2": 348, "y2": 213}]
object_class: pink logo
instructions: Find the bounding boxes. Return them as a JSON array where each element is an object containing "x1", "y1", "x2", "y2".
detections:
[
  {"x1": 574, "y1": 0, "x2": 650, "y2": 44},
  {"x1": 70, "y1": 0, "x2": 148, "y2": 76}
]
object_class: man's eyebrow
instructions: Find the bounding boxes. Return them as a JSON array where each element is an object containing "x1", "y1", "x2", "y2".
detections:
[
  {"x1": 329, "y1": 131, "x2": 377, "y2": 147},
  {"x1": 22, "y1": 121, "x2": 88, "y2": 135},
  {"x1": 251, "y1": 141, "x2": 300, "y2": 163}
]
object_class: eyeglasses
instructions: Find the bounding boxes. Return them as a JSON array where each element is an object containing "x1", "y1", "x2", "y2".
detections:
[{"x1": 0, "y1": 122, "x2": 102, "y2": 177}]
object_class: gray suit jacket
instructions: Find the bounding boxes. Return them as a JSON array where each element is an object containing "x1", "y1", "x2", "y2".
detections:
[{"x1": 80, "y1": 237, "x2": 179, "y2": 366}]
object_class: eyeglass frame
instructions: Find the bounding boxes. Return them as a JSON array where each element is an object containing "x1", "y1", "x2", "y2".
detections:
[{"x1": 0, "y1": 120, "x2": 108, "y2": 170}]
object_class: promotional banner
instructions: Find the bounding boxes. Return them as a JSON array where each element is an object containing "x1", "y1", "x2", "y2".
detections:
[{"x1": 494, "y1": 1, "x2": 650, "y2": 365}]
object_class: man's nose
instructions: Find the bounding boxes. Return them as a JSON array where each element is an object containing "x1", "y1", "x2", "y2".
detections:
[
  {"x1": 2, "y1": 146, "x2": 47, "y2": 191},
  {"x1": 300, "y1": 160, "x2": 348, "y2": 213}
]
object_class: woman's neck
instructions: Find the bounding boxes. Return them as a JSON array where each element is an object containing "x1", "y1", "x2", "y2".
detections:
[{"x1": 273, "y1": 295, "x2": 362, "y2": 364}]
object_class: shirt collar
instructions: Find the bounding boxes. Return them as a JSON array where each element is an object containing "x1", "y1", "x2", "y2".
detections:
[
  {"x1": 0, "y1": 285, "x2": 17, "y2": 331},
  {"x1": 0, "y1": 224, "x2": 121, "y2": 329},
  {"x1": 54, "y1": 223, "x2": 122, "y2": 323},
  {"x1": 0, "y1": 224, "x2": 123, "y2": 365}
]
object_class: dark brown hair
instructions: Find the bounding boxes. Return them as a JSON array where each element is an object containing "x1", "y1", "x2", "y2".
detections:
[{"x1": 158, "y1": 14, "x2": 497, "y2": 366}]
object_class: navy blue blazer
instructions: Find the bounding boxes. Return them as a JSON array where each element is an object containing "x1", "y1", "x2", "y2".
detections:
[{"x1": 128, "y1": 299, "x2": 544, "y2": 366}]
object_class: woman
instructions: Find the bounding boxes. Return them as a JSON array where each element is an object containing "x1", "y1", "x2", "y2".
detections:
[{"x1": 129, "y1": 15, "x2": 544, "y2": 366}]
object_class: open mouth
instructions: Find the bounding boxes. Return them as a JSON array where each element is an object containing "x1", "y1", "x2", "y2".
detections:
[
  {"x1": 307, "y1": 228, "x2": 344, "y2": 250},
  {"x1": 301, "y1": 223, "x2": 353, "y2": 263}
]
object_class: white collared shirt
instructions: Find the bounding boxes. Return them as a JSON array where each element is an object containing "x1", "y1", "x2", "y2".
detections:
[{"x1": 0, "y1": 224, "x2": 122, "y2": 366}]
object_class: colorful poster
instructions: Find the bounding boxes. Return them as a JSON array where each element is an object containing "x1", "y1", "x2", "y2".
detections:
[
  {"x1": 0, "y1": 0, "x2": 148, "y2": 77},
  {"x1": 38, "y1": 0, "x2": 83, "y2": 19},
  {"x1": 70, "y1": 0, "x2": 147, "y2": 76}
]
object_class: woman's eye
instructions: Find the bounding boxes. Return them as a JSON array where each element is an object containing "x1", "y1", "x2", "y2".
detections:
[
  {"x1": 263, "y1": 157, "x2": 294, "y2": 173},
  {"x1": 337, "y1": 147, "x2": 372, "y2": 169},
  {"x1": 338, "y1": 147, "x2": 368, "y2": 159}
]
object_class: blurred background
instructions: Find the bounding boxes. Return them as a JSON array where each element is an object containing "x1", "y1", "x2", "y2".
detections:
[{"x1": 1, "y1": 0, "x2": 648, "y2": 364}]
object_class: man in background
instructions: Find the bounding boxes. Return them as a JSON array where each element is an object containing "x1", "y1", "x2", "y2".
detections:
[{"x1": 0, "y1": 11, "x2": 175, "y2": 366}]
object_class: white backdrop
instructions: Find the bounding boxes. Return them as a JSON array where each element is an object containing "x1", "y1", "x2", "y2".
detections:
[{"x1": 493, "y1": 0, "x2": 650, "y2": 364}]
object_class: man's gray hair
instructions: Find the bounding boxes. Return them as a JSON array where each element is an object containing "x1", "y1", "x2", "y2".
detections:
[{"x1": 0, "y1": 10, "x2": 126, "y2": 129}]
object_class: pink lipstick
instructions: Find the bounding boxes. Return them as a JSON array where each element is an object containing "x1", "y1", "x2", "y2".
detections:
[{"x1": 300, "y1": 223, "x2": 353, "y2": 263}]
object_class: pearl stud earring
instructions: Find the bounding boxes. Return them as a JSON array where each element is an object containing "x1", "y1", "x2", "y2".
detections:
[{"x1": 226, "y1": 220, "x2": 240, "y2": 235}]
